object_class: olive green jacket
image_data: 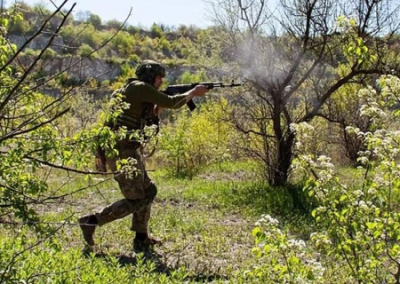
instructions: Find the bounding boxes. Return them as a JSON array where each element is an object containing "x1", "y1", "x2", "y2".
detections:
[{"x1": 114, "y1": 79, "x2": 188, "y2": 130}]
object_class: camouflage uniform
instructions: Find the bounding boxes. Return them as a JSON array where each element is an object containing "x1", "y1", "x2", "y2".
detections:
[
  {"x1": 95, "y1": 140, "x2": 157, "y2": 233},
  {"x1": 85, "y1": 79, "x2": 189, "y2": 236}
]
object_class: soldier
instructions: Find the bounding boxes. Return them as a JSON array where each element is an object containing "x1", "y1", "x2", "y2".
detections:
[{"x1": 78, "y1": 60, "x2": 209, "y2": 251}]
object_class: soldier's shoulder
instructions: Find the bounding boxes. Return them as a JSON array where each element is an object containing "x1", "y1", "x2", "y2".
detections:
[
  {"x1": 131, "y1": 81, "x2": 147, "y2": 87},
  {"x1": 126, "y1": 80, "x2": 154, "y2": 92},
  {"x1": 125, "y1": 79, "x2": 147, "y2": 87},
  {"x1": 126, "y1": 78, "x2": 143, "y2": 85}
]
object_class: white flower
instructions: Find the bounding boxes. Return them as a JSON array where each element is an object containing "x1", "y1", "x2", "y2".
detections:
[
  {"x1": 259, "y1": 214, "x2": 279, "y2": 226},
  {"x1": 288, "y1": 239, "x2": 306, "y2": 249},
  {"x1": 359, "y1": 157, "x2": 369, "y2": 165},
  {"x1": 360, "y1": 201, "x2": 368, "y2": 210},
  {"x1": 353, "y1": 190, "x2": 364, "y2": 198}
]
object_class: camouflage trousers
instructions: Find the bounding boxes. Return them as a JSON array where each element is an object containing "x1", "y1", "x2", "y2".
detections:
[{"x1": 94, "y1": 140, "x2": 157, "y2": 233}]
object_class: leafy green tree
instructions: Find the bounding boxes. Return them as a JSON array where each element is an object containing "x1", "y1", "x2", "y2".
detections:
[
  {"x1": 109, "y1": 30, "x2": 134, "y2": 57},
  {"x1": 151, "y1": 23, "x2": 164, "y2": 38},
  {"x1": 75, "y1": 10, "x2": 91, "y2": 23},
  {"x1": 319, "y1": 72, "x2": 372, "y2": 165},
  {"x1": 176, "y1": 24, "x2": 199, "y2": 39},
  {"x1": 106, "y1": 19, "x2": 124, "y2": 30},
  {"x1": 0, "y1": 1, "x2": 92, "y2": 232},
  {"x1": 88, "y1": 13, "x2": 102, "y2": 30},
  {"x1": 159, "y1": 36, "x2": 172, "y2": 53},
  {"x1": 126, "y1": 24, "x2": 139, "y2": 35},
  {"x1": 290, "y1": 75, "x2": 400, "y2": 282},
  {"x1": 8, "y1": 11, "x2": 30, "y2": 34},
  {"x1": 248, "y1": 75, "x2": 400, "y2": 283},
  {"x1": 209, "y1": 0, "x2": 400, "y2": 189},
  {"x1": 32, "y1": 2, "x2": 51, "y2": 16},
  {"x1": 178, "y1": 70, "x2": 208, "y2": 84},
  {"x1": 0, "y1": 4, "x2": 125, "y2": 281},
  {"x1": 78, "y1": 43, "x2": 95, "y2": 58}
]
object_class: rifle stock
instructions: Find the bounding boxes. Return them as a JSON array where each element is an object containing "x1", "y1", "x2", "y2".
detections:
[{"x1": 162, "y1": 81, "x2": 242, "y2": 111}]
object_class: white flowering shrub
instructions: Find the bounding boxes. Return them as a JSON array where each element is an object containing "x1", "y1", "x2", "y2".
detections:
[
  {"x1": 247, "y1": 214, "x2": 325, "y2": 283},
  {"x1": 290, "y1": 75, "x2": 400, "y2": 282},
  {"x1": 248, "y1": 75, "x2": 400, "y2": 283}
]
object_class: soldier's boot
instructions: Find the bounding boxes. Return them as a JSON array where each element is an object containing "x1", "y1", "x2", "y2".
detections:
[
  {"x1": 133, "y1": 232, "x2": 162, "y2": 252},
  {"x1": 78, "y1": 215, "x2": 98, "y2": 246}
]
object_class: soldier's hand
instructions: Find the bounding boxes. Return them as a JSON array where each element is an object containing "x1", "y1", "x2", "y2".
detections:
[{"x1": 192, "y1": 85, "x2": 209, "y2": 97}]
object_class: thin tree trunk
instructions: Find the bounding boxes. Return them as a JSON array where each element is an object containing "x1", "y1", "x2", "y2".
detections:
[{"x1": 271, "y1": 132, "x2": 294, "y2": 186}]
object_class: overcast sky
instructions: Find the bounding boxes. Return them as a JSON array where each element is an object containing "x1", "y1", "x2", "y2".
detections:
[{"x1": 6, "y1": 0, "x2": 213, "y2": 28}]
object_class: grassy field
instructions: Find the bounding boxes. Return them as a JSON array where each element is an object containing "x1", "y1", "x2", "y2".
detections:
[
  {"x1": 2, "y1": 160, "x2": 314, "y2": 283},
  {"x1": 5, "y1": 159, "x2": 387, "y2": 283}
]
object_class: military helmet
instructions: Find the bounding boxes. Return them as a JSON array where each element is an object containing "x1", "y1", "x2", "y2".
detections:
[{"x1": 135, "y1": 60, "x2": 166, "y2": 84}]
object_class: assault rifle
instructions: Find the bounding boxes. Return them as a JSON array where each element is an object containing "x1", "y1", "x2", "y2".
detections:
[{"x1": 162, "y1": 81, "x2": 243, "y2": 111}]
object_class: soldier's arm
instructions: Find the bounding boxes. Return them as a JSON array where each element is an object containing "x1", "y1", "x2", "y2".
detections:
[
  {"x1": 127, "y1": 82, "x2": 208, "y2": 109},
  {"x1": 126, "y1": 82, "x2": 187, "y2": 109}
]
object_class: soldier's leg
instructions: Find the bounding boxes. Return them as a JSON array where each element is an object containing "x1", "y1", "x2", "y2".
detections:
[
  {"x1": 131, "y1": 204, "x2": 151, "y2": 233},
  {"x1": 78, "y1": 147, "x2": 145, "y2": 246},
  {"x1": 131, "y1": 183, "x2": 161, "y2": 251},
  {"x1": 124, "y1": 148, "x2": 160, "y2": 250},
  {"x1": 132, "y1": 204, "x2": 151, "y2": 250},
  {"x1": 133, "y1": 204, "x2": 158, "y2": 251},
  {"x1": 78, "y1": 197, "x2": 148, "y2": 246},
  {"x1": 89, "y1": 159, "x2": 149, "y2": 225},
  {"x1": 78, "y1": 144, "x2": 158, "y2": 246},
  {"x1": 95, "y1": 198, "x2": 148, "y2": 226},
  {"x1": 79, "y1": 197, "x2": 150, "y2": 246}
]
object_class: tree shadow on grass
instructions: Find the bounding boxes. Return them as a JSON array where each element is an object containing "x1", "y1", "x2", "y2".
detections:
[
  {"x1": 83, "y1": 249, "x2": 229, "y2": 283},
  {"x1": 219, "y1": 181, "x2": 317, "y2": 216}
]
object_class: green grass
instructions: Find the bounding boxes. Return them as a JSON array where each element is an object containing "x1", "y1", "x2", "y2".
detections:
[
  {"x1": 336, "y1": 165, "x2": 367, "y2": 187},
  {"x1": 0, "y1": 160, "x2": 317, "y2": 283}
]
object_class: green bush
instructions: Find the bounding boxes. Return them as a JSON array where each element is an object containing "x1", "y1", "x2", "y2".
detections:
[
  {"x1": 78, "y1": 43, "x2": 95, "y2": 58},
  {"x1": 157, "y1": 99, "x2": 239, "y2": 178},
  {"x1": 60, "y1": 23, "x2": 100, "y2": 50},
  {"x1": 23, "y1": 48, "x2": 39, "y2": 56},
  {"x1": 150, "y1": 23, "x2": 164, "y2": 38},
  {"x1": 0, "y1": 235, "x2": 190, "y2": 283},
  {"x1": 128, "y1": 53, "x2": 140, "y2": 63},
  {"x1": 178, "y1": 70, "x2": 208, "y2": 84},
  {"x1": 101, "y1": 79, "x2": 110, "y2": 87},
  {"x1": 159, "y1": 37, "x2": 172, "y2": 53},
  {"x1": 110, "y1": 31, "x2": 134, "y2": 57},
  {"x1": 42, "y1": 47, "x2": 57, "y2": 59},
  {"x1": 247, "y1": 75, "x2": 400, "y2": 283},
  {"x1": 106, "y1": 19, "x2": 124, "y2": 30}
]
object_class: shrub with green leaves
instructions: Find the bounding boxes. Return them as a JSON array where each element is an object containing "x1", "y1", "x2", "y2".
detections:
[
  {"x1": 157, "y1": 98, "x2": 239, "y2": 177},
  {"x1": 42, "y1": 47, "x2": 57, "y2": 59},
  {"x1": 78, "y1": 43, "x2": 95, "y2": 58},
  {"x1": 0, "y1": 234, "x2": 192, "y2": 283},
  {"x1": 151, "y1": 23, "x2": 164, "y2": 38},
  {"x1": 288, "y1": 75, "x2": 400, "y2": 282},
  {"x1": 0, "y1": 11, "x2": 126, "y2": 281},
  {"x1": 178, "y1": 70, "x2": 208, "y2": 84},
  {"x1": 249, "y1": 214, "x2": 325, "y2": 283},
  {"x1": 245, "y1": 75, "x2": 400, "y2": 283}
]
